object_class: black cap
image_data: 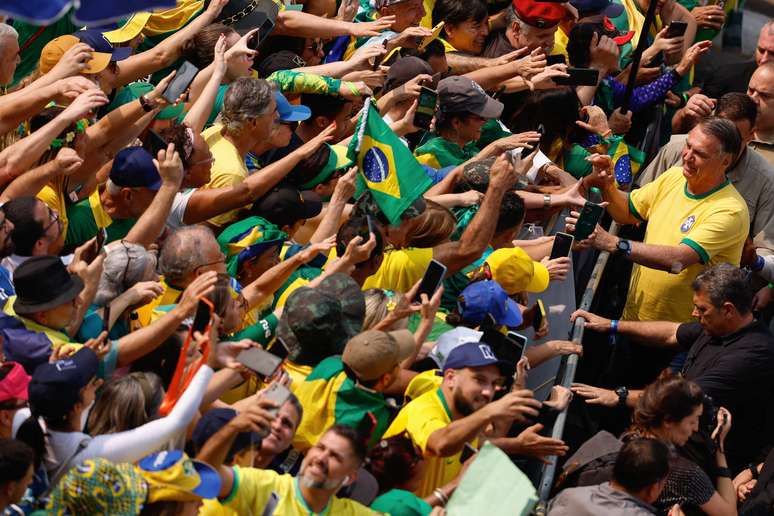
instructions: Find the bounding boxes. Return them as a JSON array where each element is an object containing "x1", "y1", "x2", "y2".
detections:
[
  {"x1": 252, "y1": 185, "x2": 322, "y2": 229},
  {"x1": 438, "y1": 76, "x2": 503, "y2": 119},
  {"x1": 384, "y1": 56, "x2": 433, "y2": 93},
  {"x1": 258, "y1": 51, "x2": 306, "y2": 78},
  {"x1": 28, "y1": 348, "x2": 99, "y2": 420},
  {"x1": 217, "y1": 0, "x2": 280, "y2": 32},
  {"x1": 13, "y1": 256, "x2": 84, "y2": 315}
]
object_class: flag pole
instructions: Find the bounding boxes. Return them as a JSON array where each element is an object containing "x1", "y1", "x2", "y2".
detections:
[
  {"x1": 621, "y1": 0, "x2": 659, "y2": 114},
  {"x1": 354, "y1": 97, "x2": 372, "y2": 154}
]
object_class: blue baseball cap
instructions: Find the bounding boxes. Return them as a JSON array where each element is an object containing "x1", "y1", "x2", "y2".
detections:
[
  {"x1": 457, "y1": 280, "x2": 523, "y2": 328},
  {"x1": 75, "y1": 29, "x2": 133, "y2": 62},
  {"x1": 443, "y1": 341, "x2": 510, "y2": 372},
  {"x1": 110, "y1": 147, "x2": 162, "y2": 190},
  {"x1": 28, "y1": 348, "x2": 99, "y2": 420},
  {"x1": 569, "y1": 0, "x2": 623, "y2": 18},
  {"x1": 275, "y1": 91, "x2": 311, "y2": 123}
]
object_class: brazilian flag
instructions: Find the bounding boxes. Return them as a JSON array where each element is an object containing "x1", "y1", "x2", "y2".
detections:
[{"x1": 348, "y1": 99, "x2": 432, "y2": 225}]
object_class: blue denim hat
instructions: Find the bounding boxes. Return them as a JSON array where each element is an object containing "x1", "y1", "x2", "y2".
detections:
[{"x1": 457, "y1": 280, "x2": 523, "y2": 328}]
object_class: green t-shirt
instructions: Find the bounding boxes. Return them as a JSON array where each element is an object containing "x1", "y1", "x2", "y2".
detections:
[
  {"x1": 371, "y1": 489, "x2": 432, "y2": 516},
  {"x1": 65, "y1": 196, "x2": 136, "y2": 248},
  {"x1": 11, "y1": 16, "x2": 76, "y2": 86}
]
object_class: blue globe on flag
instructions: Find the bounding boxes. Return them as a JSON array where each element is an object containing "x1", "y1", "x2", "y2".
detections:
[{"x1": 363, "y1": 147, "x2": 390, "y2": 183}]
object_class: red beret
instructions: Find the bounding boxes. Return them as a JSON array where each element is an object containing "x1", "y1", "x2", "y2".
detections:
[{"x1": 513, "y1": 0, "x2": 566, "y2": 29}]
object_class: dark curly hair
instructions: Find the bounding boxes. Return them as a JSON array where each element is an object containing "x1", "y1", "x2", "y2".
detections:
[
  {"x1": 366, "y1": 434, "x2": 423, "y2": 494},
  {"x1": 632, "y1": 372, "x2": 704, "y2": 433}
]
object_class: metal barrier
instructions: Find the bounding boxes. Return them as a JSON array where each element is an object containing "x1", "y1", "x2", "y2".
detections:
[{"x1": 533, "y1": 221, "x2": 623, "y2": 513}]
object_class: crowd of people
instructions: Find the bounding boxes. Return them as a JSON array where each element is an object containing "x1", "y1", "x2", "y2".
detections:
[{"x1": 0, "y1": 0, "x2": 771, "y2": 513}]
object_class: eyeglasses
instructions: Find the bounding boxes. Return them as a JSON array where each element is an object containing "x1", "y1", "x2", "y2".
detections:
[
  {"x1": 43, "y1": 209, "x2": 62, "y2": 237},
  {"x1": 193, "y1": 256, "x2": 226, "y2": 275}
]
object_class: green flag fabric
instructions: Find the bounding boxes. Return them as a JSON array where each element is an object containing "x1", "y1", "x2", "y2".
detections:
[{"x1": 347, "y1": 99, "x2": 432, "y2": 225}]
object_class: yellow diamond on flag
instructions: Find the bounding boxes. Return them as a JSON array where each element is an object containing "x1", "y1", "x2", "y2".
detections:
[{"x1": 357, "y1": 135, "x2": 402, "y2": 199}]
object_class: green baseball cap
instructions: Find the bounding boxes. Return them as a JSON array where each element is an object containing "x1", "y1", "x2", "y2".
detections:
[
  {"x1": 300, "y1": 144, "x2": 353, "y2": 189},
  {"x1": 217, "y1": 216, "x2": 288, "y2": 277}
]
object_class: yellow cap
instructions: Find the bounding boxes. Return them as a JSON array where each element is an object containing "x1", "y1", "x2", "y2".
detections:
[
  {"x1": 103, "y1": 11, "x2": 153, "y2": 43},
  {"x1": 484, "y1": 247, "x2": 550, "y2": 294},
  {"x1": 39, "y1": 35, "x2": 111, "y2": 75}
]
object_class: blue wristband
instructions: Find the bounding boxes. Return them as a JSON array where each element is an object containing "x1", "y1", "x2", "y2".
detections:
[{"x1": 609, "y1": 319, "x2": 619, "y2": 346}]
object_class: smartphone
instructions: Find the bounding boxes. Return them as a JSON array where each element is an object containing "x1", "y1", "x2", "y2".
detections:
[
  {"x1": 507, "y1": 331, "x2": 529, "y2": 359},
  {"x1": 532, "y1": 299, "x2": 547, "y2": 333},
  {"x1": 262, "y1": 382, "x2": 291, "y2": 420},
  {"x1": 146, "y1": 129, "x2": 167, "y2": 158},
  {"x1": 372, "y1": 40, "x2": 389, "y2": 71},
  {"x1": 162, "y1": 61, "x2": 199, "y2": 104},
  {"x1": 248, "y1": 16, "x2": 276, "y2": 50},
  {"x1": 82, "y1": 227, "x2": 107, "y2": 264},
  {"x1": 102, "y1": 304, "x2": 111, "y2": 334},
  {"x1": 418, "y1": 21, "x2": 444, "y2": 52},
  {"x1": 414, "y1": 259, "x2": 447, "y2": 303},
  {"x1": 413, "y1": 87, "x2": 438, "y2": 131},
  {"x1": 191, "y1": 298, "x2": 213, "y2": 334},
  {"x1": 270, "y1": 337, "x2": 289, "y2": 360},
  {"x1": 573, "y1": 201, "x2": 605, "y2": 241},
  {"x1": 666, "y1": 21, "x2": 688, "y2": 38},
  {"x1": 546, "y1": 54, "x2": 566, "y2": 66},
  {"x1": 366, "y1": 215, "x2": 375, "y2": 238},
  {"x1": 459, "y1": 443, "x2": 477, "y2": 463},
  {"x1": 550, "y1": 232, "x2": 574, "y2": 260},
  {"x1": 237, "y1": 347, "x2": 284, "y2": 380},
  {"x1": 429, "y1": 72, "x2": 443, "y2": 89},
  {"x1": 553, "y1": 67, "x2": 600, "y2": 86}
]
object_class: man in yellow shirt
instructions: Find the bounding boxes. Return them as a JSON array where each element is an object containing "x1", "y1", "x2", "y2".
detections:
[
  {"x1": 383, "y1": 341, "x2": 542, "y2": 498},
  {"x1": 201, "y1": 77, "x2": 278, "y2": 227},
  {"x1": 198, "y1": 407, "x2": 380, "y2": 516},
  {"x1": 575, "y1": 117, "x2": 749, "y2": 323}
]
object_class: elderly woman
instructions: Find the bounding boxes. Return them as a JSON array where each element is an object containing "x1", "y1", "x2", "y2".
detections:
[{"x1": 76, "y1": 241, "x2": 162, "y2": 341}]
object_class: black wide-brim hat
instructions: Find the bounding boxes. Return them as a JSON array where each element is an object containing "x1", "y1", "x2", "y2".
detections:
[
  {"x1": 13, "y1": 256, "x2": 84, "y2": 315},
  {"x1": 216, "y1": 0, "x2": 280, "y2": 32}
]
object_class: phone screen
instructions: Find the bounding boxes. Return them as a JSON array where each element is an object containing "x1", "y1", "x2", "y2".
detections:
[
  {"x1": 413, "y1": 87, "x2": 437, "y2": 131},
  {"x1": 262, "y1": 383, "x2": 292, "y2": 421},
  {"x1": 191, "y1": 299, "x2": 212, "y2": 334},
  {"x1": 162, "y1": 61, "x2": 199, "y2": 104},
  {"x1": 418, "y1": 21, "x2": 444, "y2": 52},
  {"x1": 507, "y1": 331, "x2": 528, "y2": 359},
  {"x1": 532, "y1": 300, "x2": 546, "y2": 332},
  {"x1": 550, "y1": 232, "x2": 574, "y2": 259},
  {"x1": 574, "y1": 201, "x2": 605, "y2": 241},
  {"x1": 554, "y1": 67, "x2": 599, "y2": 86},
  {"x1": 414, "y1": 259, "x2": 447, "y2": 303},
  {"x1": 546, "y1": 54, "x2": 566, "y2": 66},
  {"x1": 236, "y1": 348, "x2": 284, "y2": 379},
  {"x1": 459, "y1": 443, "x2": 477, "y2": 463},
  {"x1": 666, "y1": 21, "x2": 688, "y2": 38}
]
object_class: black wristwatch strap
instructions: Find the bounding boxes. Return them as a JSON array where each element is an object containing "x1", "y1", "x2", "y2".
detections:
[
  {"x1": 615, "y1": 386, "x2": 628, "y2": 408},
  {"x1": 749, "y1": 463, "x2": 760, "y2": 480},
  {"x1": 716, "y1": 466, "x2": 732, "y2": 479}
]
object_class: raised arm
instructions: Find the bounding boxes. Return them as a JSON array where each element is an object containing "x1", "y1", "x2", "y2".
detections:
[
  {"x1": 0, "y1": 148, "x2": 83, "y2": 202},
  {"x1": 580, "y1": 154, "x2": 639, "y2": 225},
  {"x1": 113, "y1": 0, "x2": 229, "y2": 87},
  {"x1": 570, "y1": 308, "x2": 681, "y2": 347},
  {"x1": 432, "y1": 153, "x2": 518, "y2": 273},
  {"x1": 274, "y1": 10, "x2": 396, "y2": 39},
  {"x1": 124, "y1": 143, "x2": 184, "y2": 248},
  {"x1": 182, "y1": 35, "x2": 228, "y2": 133},
  {"x1": 182, "y1": 124, "x2": 335, "y2": 224}
]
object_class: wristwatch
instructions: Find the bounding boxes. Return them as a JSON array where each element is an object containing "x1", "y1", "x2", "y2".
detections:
[
  {"x1": 615, "y1": 238, "x2": 632, "y2": 257},
  {"x1": 615, "y1": 386, "x2": 629, "y2": 408}
]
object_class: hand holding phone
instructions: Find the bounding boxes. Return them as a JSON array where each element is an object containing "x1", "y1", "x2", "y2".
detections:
[
  {"x1": 665, "y1": 21, "x2": 688, "y2": 38},
  {"x1": 191, "y1": 298, "x2": 214, "y2": 334},
  {"x1": 413, "y1": 259, "x2": 447, "y2": 303},
  {"x1": 237, "y1": 348, "x2": 284, "y2": 380},
  {"x1": 532, "y1": 300, "x2": 547, "y2": 333},
  {"x1": 261, "y1": 382, "x2": 292, "y2": 431},
  {"x1": 413, "y1": 86, "x2": 438, "y2": 131},
  {"x1": 162, "y1": 61, "x2": 199, "y2": 104},
  {"x1": 550, "y1": 232, "x2": 574, "y2": 259},
  {"x1": 573, "y1": 201, "x2": 605, "y2": 241}
]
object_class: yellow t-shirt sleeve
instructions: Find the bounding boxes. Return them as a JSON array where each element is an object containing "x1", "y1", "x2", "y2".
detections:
[
  {"x1": 363, "y1": 248, "x2": 433, "y2": 292},
  {"x1": 404, "y1": 406, "x2": 448, "y2": 455},
  {"x1": 680, "y1": 207, "x2": 748, "y2": 265},
  {"x1": 629, "y1": 166, "x2": 679, "y2": 221},
  {"x1": 221, "y1": 466, "x2": 278, "y2": 515},
  {"x1": 205, "y1": 172, "x2": 244, "y2": 227}
]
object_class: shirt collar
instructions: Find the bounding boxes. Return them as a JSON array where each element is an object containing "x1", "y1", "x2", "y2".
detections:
[{"x1": 294, "y1": 476, "x2": 332, "y2": 516}]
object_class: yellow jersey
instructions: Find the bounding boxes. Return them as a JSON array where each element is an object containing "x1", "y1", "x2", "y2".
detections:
[
  {"x1": 363, "y1": 248, "x2": 433, "y2": 292},
  {"x1": 624, "y1": 167, "x2": 749, "y2": 322},
  {"x1": 201, "y1": 125, "x2": 250, "y2": 227},
  {"x1": 199, "y1": 467, "x2": 381, "y2": 516},
  {"x1": 383, "y1": 387, "x2": 476, "y2": 498}
]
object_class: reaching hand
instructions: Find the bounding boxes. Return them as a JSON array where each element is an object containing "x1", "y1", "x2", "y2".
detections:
[
  {"x1": 83, "y1": 331, "x2": 111, "y2": 361},
  {"x1": 541, "y1": 256, "x2": 570, "y2": 281},
  {"x1": 296, "y1": 123, "x2": 336, "y2": 160},
  {"x1": 340, "y1": 81, "x2": 373, "y2": 100},
  {"x1": 213, "y1": 339, "x2": 254, "y2": 370},
  {"x1": 123, "y1": 281, "x2": 165, "y2": 307},
  {"x1": 54, "y1": 148, "x2": 84, "y2": 176},
  {"x1": 178, "y1": 271, "x2": 218, "y2": 316},
  {"x1": 495, "y1": 131, "x2": 541, "y2": 153},
  {"x1": 676, "y1": 40, "x2": 712, "y2": 76},
  {"x1": 349, "y1": 43, "x2": 388, "y2": 71},
  {"x1": 228, "y1": 398, "x2": 278, "y2": 434},
  {"x1": 576, "y1": 106, "x2": 611, "y2": 137},
  {"x1": 49, "y1": 42, "x2": 95, "y2": 79},
  {"x1": 652, "y1": 26, "x2": 685, "y2": 55},
  {"x1": 711, "y1": 406, "x2": 732, "y2": 449},
  {"x1": 545, "y1": 385, "x2": 574, "y2": 411},
  {"x1": 608, "y1": 108, "x2": 632, "y2": 135},
  {"x1": 213, "y1": 33, "x2": 228, "y2": 77},
  {"x1": 571, "y1": 383, "x2": 617, "y2": 407},
  {"x1": 61, "y1": 88, "x2": 109, "y2": 122},
  {"x1": 147, "y1": 70, "x2": 178, "y2": 105},
  {"x1": 298, "y1": 236, "x2": 336, "y2": 263},
  {"x1": 389, "y1": 26, "x2": 433, "y2": 49},
  {"x1": 583, "y1": 153, "x2": 614, "y2": 191},
  {"x1": 528, "y1": 64, "x2": 570, "y2": 90},
  {"x1": 351, "y1": 16, "x2": 396, "y2": 37},
  {"x1": 331, "y1": 167, "x2": 357, "y2": 202},
  {"x1": 154, "y1": 143, "x2": 184, "y2": 188},
  {"x1": 691, "y1": 4, "x2": 725, "y2": 30},
  {"x1": 570, "y1": 309, "x2": 613, "y2": 333},
  {"x1": 419, "y1": 285, "x2": 444, "y2": 322},
  {"x1": 682, "y1": 93, "x2": 716, "y2": 122},
  {"x1": 390, "y1": 73, "x2": 433, "y2": 103},
  {"x1": 492, "y1": 49, "x2": 529, "y2": 68},
  {"x1": 204, "y1": 0, "x2": 230, "y2": 19},
  {"x1": 337, "y1": 0, "x2": 358, "y2": 21},
  {"x1": 55, "y1": 76, "x2": 100, "y2": 103},
  {"x1": 489, "y1": 389, "x2": 542, "y2": 423},
  {"x1": 225, "y1": 28, "x2": 259, "y2": 63},
  {"x1": 342, "y1": 233, "x2": 377, "y2": 265},
  {"x1": 513, "y1": 423, "x2": 569, "y2": 463},
  {"x1": 513, "y1": 48, "x2": 546, "y2": 79},
  {"x1": 458, "y1": 189, "x2": 484, "y2": 207},
  {"x1": 589, "y1": 33, "x2": 619, "y2": 74}
]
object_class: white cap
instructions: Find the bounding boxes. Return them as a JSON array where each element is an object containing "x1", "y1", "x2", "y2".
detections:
[{"x1": 428, "y1": 327, "x2": 484, "y2": 369}]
